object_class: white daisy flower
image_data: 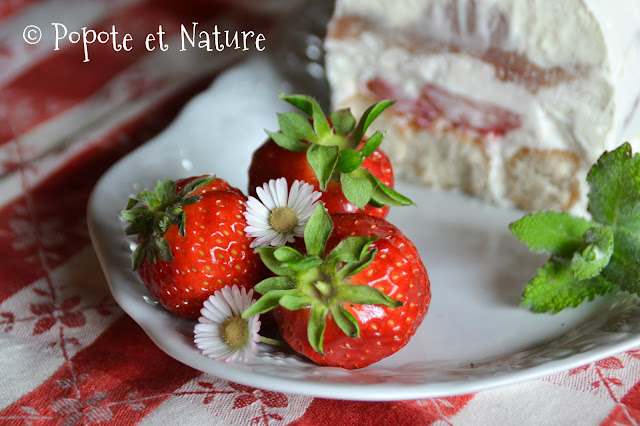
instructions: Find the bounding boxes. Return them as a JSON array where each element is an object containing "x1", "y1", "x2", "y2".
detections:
[
  {"x1": 194, "y1": 286, "x2": 261, "y2": 363},
  {"x1": 244, "y1": 178, "x2": 322, "y2": 248}
]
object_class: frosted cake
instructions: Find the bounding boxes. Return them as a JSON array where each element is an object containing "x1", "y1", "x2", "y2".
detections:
[{"x1": 324, "y1": 0, "x2": 640, "y2": 211}]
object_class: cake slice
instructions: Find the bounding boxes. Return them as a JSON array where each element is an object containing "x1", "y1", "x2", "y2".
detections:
[{"x1": 324, "y1": 0, "x2": 640, "y2": 212}]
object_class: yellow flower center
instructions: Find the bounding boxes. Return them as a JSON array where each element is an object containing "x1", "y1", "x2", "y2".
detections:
[
  {"x1": 222, "y1": 316, "x2": 248, "y2": 350},
  {"x1": 269, "y1": 206, "x2": 298, "y2": 234}
]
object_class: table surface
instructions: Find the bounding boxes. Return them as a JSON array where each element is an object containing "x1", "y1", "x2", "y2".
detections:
[{"x1": 1, "y1": 1, "x2": 639, "y2": 425}]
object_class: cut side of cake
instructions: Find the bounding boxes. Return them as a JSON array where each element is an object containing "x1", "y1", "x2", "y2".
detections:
[{"x1": 324, "y1": 0, "x2": 640, "y2": 212}]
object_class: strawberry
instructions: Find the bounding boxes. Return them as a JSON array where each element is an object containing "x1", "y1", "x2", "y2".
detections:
[
  {"x1": 122, "y1": 175, "x2": 263, "y2": 319},
  {"x1": 248, "y1": 94, "x2": 413, "y2": 218},
  {"x1": 243, "y1": 204, "x2": 430, "y2": 369}
]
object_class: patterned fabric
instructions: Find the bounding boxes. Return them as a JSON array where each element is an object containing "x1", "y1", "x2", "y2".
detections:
[{"x1": 0, "y1": 1, "x2": 639, "y2": 425}]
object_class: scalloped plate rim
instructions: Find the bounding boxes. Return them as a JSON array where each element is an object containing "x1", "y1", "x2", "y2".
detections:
[{"x1": 87, "y1": 55, "x2": 640, "y2": 401}]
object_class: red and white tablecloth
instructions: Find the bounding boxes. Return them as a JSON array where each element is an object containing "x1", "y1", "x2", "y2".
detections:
[{"x1": 0, "y1": 1, "x2": 639, "y2": 424}]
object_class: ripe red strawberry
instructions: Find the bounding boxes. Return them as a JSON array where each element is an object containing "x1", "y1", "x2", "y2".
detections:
[
  {"x1": 122, "y1": 175, "x2": 263, "y2": 319},
  {"x1": 243, "y1": 205, "x2": 430, "y2": 369},
  {"x1": 249, "y1": 138, "x2": 394, "y2": 218},
  {"x1": 248, "y1": 94, "x2": 412, "y2": 218}
]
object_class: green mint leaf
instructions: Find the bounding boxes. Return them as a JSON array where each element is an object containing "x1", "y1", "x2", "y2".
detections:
[
  {"x1": 307, "y1": 303, "x2": 329, "y2": 355},
  {"x1": 306, "y1": 144, "x2": 339, "y2": 191},
  {"x1": 277, "y1": 112, "x2": 318, "y2": 142},
  {"x1": 570, "y1": 225, "x2": 614, "y2": 281},
  {"x1": 340, "y1": 172, "x2": 375, "y2": 210},
  {"x1": 254, "y1": 276, "x2": 296, "y2": 294},
  {"x1": 360, "y1": 130, "x2": 383, "y2": 158},
  {"x1": 348, "y1": 100, "x2": 395, "y2": 147},
  {"x1": 279, "y1": 93, "x2": 331, "y2": 139},
  {"x1": 521, "y1": 259, "x2": 616, "y2": 314},
  {"x1": 304, "y1": 203, "x2": 332, "y2": 258},
  {"x1": 327, "y1": 236, "x2": 377, "y2": 263},
  {"x1": 337, "y1": 283, "x2": 403, "y2": 309},
  {"x1": 256, "y1": 246, "x2": 297, "y2": 277},
  {"x1": 336, "y1": 149, "x2": 364, "y2": 174},
  {"x1": 330, "y1": 305, "x2": 360, "y2": 338},
  {"x1": 509, "y1": 212, "x2": 593, "y2": 258},
  {"x1": 331, "y1": 108, "x2": 356, "y2": 136},
  {"x1": 600, "y1": 227, "x2": 640, "y2": 295},
  {"x1": 587, "y1": 142, "x2": 640, "y2": 234},
  {"x1": 265, "y1": 129, "x2": 307, "y2": 152}
]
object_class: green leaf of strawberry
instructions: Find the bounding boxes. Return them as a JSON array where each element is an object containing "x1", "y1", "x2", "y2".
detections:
[
  {"x1": 264, "y1": 129, "x2": 307, "y2": 152},
  {"x1": 348, "y1": 100, "x2": 396, "y2": 148},
  {"x1": 331, "y1": 108, "x2": 356, "y2": 136},
  {"x1": 304, "y1": 204, "x2": 333, "y2": 258},
  {"x1": 360, "y1": 131, "x2": 383, "y2": 158},
  {"x1": 122, "y1": 176, "x2": 214, "y2": 270},
  {"x1": 123, "y1": 175, "x2": 263, "y2": 319},
  {"x1": 264, "y1": 93, "x2": 413, "y2": 211},
  {"x1": 307, "y1": 144, "x2": 339, "y2": 191},
  {"x1": 241, "y1": 202, "x2": 403, "y2": 355},
  {"x1": 336, "y1": 149, "x2": 363, "y2": 174},
  {"x1": 356, "y1": 169, "x2": 413, "y2": 207},
  {"x1": 255, "y1": 276, "x2": 297, "y2": 293},
  {"x1": 277, "y1": 112, "x2": 318, "y2": 143},
  {"x1": 340, "y1": 172, "x2": 375, "y2": 210}
]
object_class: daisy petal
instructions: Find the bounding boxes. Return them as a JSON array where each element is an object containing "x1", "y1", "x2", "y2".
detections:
[
  {"x1": 193, "y1": 285, "x2": 261, "y2": 364},
  {"x1": 256, "y1": 185, "x2": 276, "y2": 210},
  {"x1": 243, "y1": 178, "x2": 322, "y2": 248}
]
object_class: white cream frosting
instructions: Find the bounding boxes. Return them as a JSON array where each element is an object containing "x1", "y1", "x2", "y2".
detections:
[
  {"x1": 331, "y1": 0, "x2": 640, "y2": 69},
  {"x1": 326, "y1": 0, "x2": 640, "y2": 165}
]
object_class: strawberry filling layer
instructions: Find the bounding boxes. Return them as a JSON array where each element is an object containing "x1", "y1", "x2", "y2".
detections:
[{"x1": 366, "y1": 78, "x2": 522, "y2": 137}]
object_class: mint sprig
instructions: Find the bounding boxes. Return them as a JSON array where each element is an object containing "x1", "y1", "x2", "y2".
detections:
[
  {"x1": 510, "y1": 142, "x2": 640, "y2": 313},
  {"x1": 521, "y1": 260, "x2": 615, "y2": 314},
  {"x1": 265, "y1": 93, "x2": 413, "y2": 210},
  {"x1": 241, "y1": 202, "x2": 402, "y2": 355}
]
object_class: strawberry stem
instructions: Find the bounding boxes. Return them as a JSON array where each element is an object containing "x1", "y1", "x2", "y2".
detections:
[
  {"x1": 266, "y1": 93, "x2": 414, "y2": 210},
  {"x1": 241, "y1": 203, "x2": 402, "y2": 355},
  {"x1": 122, "y1": 176, "x2": 215, "y2": 271},
  {"x1": 260, "y1": 336, "x2": 288, "y2": 346}
]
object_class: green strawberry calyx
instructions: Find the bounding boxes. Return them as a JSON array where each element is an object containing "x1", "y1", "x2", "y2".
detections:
[
  {"x1": 265, "y1": 93, "x2": 414, "y2": 210},
  {"x1": 241, "y1": 202, "x2": 403, "y2": 355},
  {"x1": 121, "y1": 176, "x2": 214, "y2": 271}
]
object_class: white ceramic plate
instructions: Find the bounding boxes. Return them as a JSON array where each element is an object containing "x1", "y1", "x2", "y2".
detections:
[{"x1": 88, "y1": 55, "x2": 640, "y2": 401}]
